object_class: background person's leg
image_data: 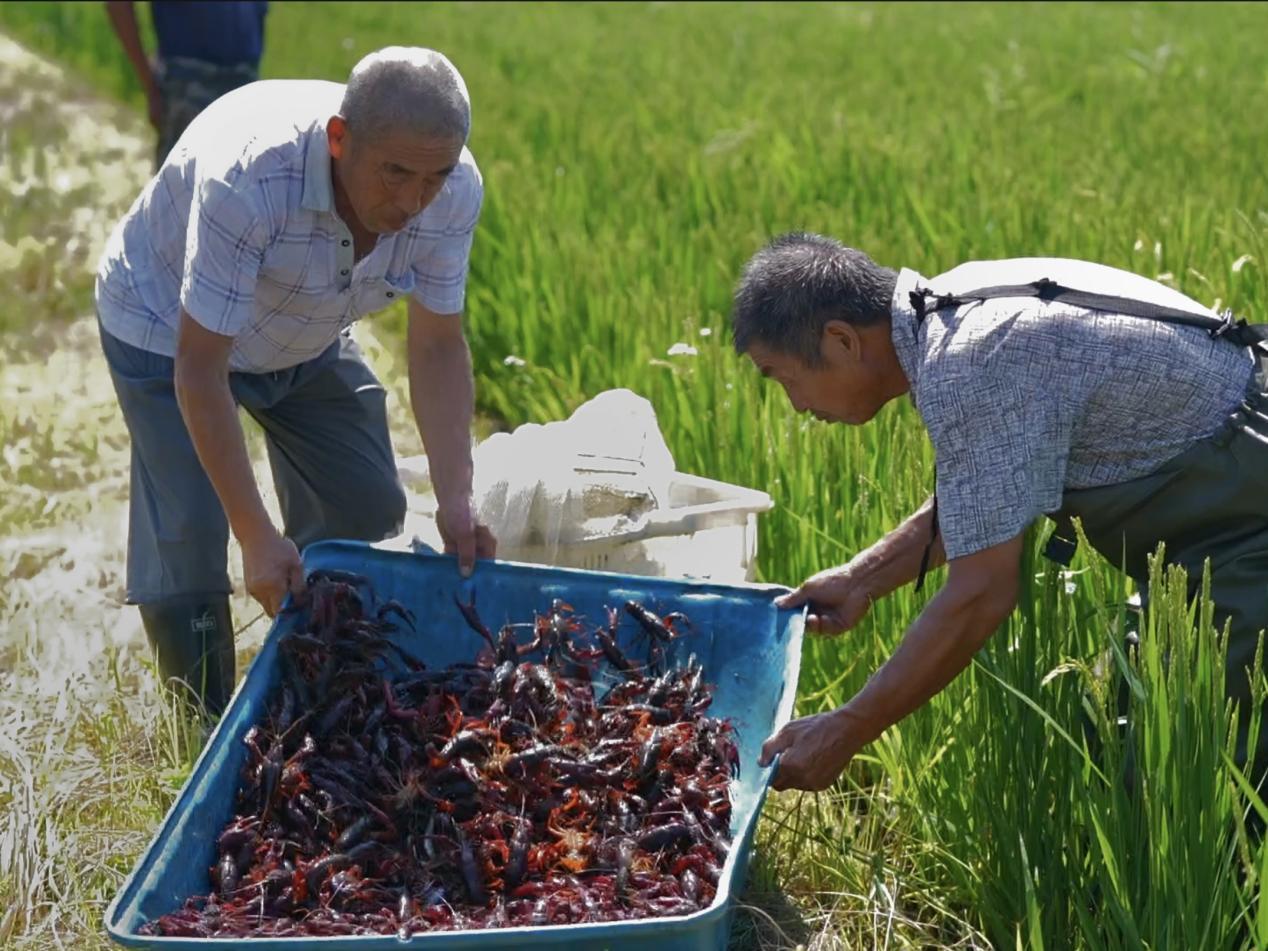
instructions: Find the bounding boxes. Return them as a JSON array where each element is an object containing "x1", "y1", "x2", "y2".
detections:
[
  {"x1": 99, "y1": 323, "x2": 235, "y2": 715},
  {"x1": 239, "y1": 333, "x2": 407, "y2": 553},
  {"x1": 155, "y1": 57, "x2": 259, "y2": 167}
]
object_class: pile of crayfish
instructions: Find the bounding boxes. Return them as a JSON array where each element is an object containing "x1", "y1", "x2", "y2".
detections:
[{"x1": 140, "y1": 569, "x2": 739, "y2": 938}]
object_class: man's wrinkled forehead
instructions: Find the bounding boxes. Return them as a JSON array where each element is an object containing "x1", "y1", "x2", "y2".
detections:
[{"x1": 372, "y1": 133, "x2": 464, "y2": 173}]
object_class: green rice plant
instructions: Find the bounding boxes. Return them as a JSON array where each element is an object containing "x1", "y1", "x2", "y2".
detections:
[
  {"x1": 0, "y1": 646, "x2": 205, "y2": 951},
  {"x1": 1073, "y1": 553, "x2": 1262, "y2": 951},
  {"x1": 896, "y1": 535, "x2": 1268, "y2": 949}
]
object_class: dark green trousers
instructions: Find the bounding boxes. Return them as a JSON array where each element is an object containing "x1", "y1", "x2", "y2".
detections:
[{"x1": 1055, "y1": 374, "x2": 1268, "y2": 774}]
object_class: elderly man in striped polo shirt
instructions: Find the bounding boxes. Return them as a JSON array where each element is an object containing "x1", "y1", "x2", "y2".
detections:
[
  {"x1": 96, "y1": 47, "x2": 495, "y2": 715},
  {"x1": 733, "y1": 233, "x2": 1268, "y2": 791}
]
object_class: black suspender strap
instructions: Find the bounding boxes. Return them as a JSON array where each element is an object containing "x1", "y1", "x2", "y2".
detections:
[{"x1": 910, "y1": 277, "x2": 1268, "y2": 353}]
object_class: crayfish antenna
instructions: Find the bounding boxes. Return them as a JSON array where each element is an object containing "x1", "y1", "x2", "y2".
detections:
[{"x1": 454, "y1": 592, "x2": 498, "y2": 651}]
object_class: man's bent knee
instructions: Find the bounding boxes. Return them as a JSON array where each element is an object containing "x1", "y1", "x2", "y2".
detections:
[
  {"x1": 298, "y1": 474, "x2": 407, "y2": 546},
  {"x1": 365, "y1": 477, "x2": 407, "y2": 540}
]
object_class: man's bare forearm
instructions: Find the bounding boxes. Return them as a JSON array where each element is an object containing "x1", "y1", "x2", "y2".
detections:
[
  {"x1": 408, "y1": 333, "x2": 475, "y2": 507},
  {"x1": 173, "y1": 363, "x2": 273, "y2": 545},
  {"x1": 847, "y1": 495, "x2": 947, "y2": 601},
  {"x1": 840, "y1": 567, "x2": 1016, "y2": 744}
]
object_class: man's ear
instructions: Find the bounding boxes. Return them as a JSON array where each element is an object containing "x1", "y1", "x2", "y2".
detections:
[
  {"x1": 822, "y1": 319, "x2": 863, "y2": 365},
  {"x1": 327, "y1": 115, "x2": 349, "y2": 160}
]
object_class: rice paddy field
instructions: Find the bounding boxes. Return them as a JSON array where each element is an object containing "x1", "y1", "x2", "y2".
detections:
[{"x1": 2, "y1": 2, "x2": 1267, "y2": 947}]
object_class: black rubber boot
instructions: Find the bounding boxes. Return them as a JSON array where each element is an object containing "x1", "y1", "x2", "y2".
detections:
[{"x1": 138, "y1": 595, "x2": 236, "y2": 717}]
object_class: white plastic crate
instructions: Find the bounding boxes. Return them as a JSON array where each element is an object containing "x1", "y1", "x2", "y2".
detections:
[
  {"x1": 507, "y1": 471, "x2": 773, "y2": 582},
  {"x1": 393, "y1": 463, "x2": 773, "y2": 583}
]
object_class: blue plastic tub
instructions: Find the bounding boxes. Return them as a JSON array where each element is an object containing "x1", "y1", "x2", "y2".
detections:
[{"x1": 106, "y1": 540, "x2": 805, "y2": 949}]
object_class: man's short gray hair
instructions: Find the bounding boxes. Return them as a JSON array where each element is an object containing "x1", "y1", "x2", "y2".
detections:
[
  {"x1": 731, "y1": 233, "x2": 898, "y2": 366},
  {"x1": 341, "y1": 47, "x2": 471, "y2": 143}
]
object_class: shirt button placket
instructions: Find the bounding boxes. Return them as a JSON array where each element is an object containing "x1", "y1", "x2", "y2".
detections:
[{"x1": 338, "y1": 230, "x2": 353, "y2": 288}]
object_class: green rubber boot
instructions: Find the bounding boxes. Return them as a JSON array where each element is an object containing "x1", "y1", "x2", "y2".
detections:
[{"x1": 138, "y1": 595, "x2": 236, "y2": 717}]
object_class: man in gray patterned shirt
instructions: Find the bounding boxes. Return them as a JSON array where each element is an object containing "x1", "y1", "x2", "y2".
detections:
[{"x1": 733, "y1": 233, "x2": 1268, "y2": 792}]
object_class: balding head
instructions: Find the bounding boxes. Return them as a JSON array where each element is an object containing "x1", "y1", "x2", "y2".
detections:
[
  {"x1": 340, "y1": 47, "x2": 471, "y2": 144},
  {"x1": 326, "y1": 47, "x2": 471, "y2": 235}
]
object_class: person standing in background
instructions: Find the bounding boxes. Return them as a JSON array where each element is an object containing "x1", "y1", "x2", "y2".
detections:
[{"x1": 105, "y1": 1, "x2": 268, "y2": 168}]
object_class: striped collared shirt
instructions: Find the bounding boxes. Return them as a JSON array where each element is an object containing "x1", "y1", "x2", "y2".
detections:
[
  {"x1": 96, "y1": 79, "x2": 482, "y2": 373},
  {"x1": 889, "y1": 258, "x2": 1256, "y2": 559}
]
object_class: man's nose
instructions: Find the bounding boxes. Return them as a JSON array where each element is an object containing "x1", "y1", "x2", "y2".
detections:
[
  {"x1": 399, "y1": 183, "x2": 431, "y2": 216},
  {"x1": 400, "y1": 192, "x2": 424, "y2": 216}
]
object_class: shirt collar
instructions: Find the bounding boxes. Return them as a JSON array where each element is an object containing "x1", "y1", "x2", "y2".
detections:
[
  {"x1": 890, "y1": 266, "x2": 927, "y2": 390},
  {"x1": 300, "y1": 119, "x2": 334, "y2": 213}
]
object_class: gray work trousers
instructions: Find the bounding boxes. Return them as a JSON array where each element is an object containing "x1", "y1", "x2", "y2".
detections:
[{"x1": 99, "y1": 322, "x2": 407, "y2": 604}]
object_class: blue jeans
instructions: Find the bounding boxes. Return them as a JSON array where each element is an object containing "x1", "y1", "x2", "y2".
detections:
[{"x1": 98, "y1": 323, "x2": 406, "y2": 603}]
